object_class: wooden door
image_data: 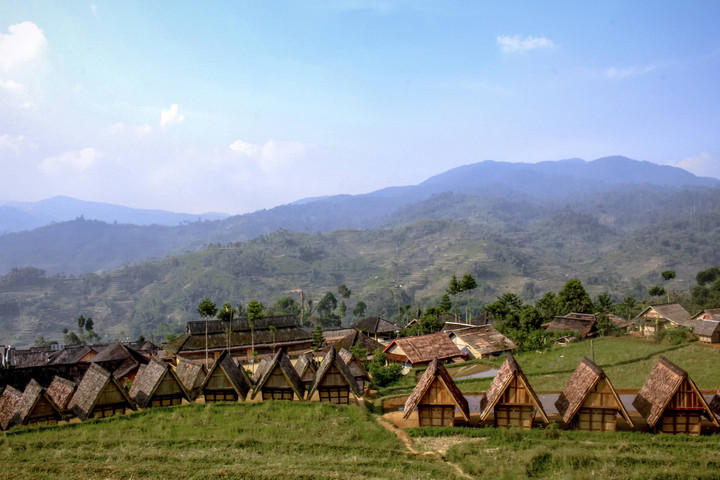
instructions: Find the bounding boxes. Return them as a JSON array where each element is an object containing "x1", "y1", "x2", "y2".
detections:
[{"x1": 418, "y1": 405, "x2": 455, "y2": 427}]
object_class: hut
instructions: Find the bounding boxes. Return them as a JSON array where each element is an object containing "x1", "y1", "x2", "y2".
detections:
[
  {"x1": 694, "y1": 319, "x2": 720, "y2": 344},
  {"x1": 632, "y1": 356, "x2": 718, "y2": 434},
  {"x1": 307, "y1": 348, "x2": 360, "y2": 404},
  {"x1": 11, "y1": 379, "x2": 63, "y2": 427},
  {"x1": 252, "y1": 357, "x2": 270, "y2": 383},
  {"x1": 338, "y1": 348, "x2": 370, "y2": 391},
  {"x1": 690, "y1": 308, "x2": 720, "y2": 323},
  {"x1": 175, "y1": 357, "x2": 207, "y2": 400},
  {"x1": 403, "y1": 358, "x2": 469, "y2": 427},
  {"x1": 200, "y1": 350, "x2": 252, "y2": 403},
  {"x1": 294, "y1": 353, "x2": 318, "y2": 389},
  {"x1": 447, "y1": 325, "x2": 517, "y2": 359},
  {"x1": 129, "y1": 358, "x2": 191, "y2": 408},
  {"x1": 0, "y1": 385, "x2": 23, "y2": 430},
  {"x1": 68, "y1": 363, "x2": 136, "y2": 420},
  {"x1": 351, "y1": 317, "x2": 400, "y2": 341},
  {"x1": 46, "y1": 376, "x2": 77, "y2": 412},
  {"x1": 251, "y1": 348, "x2": 305, "y2": 401},
  {"x1": 546, "y1": 313, "x2": 597, "y2": 339},
  {"x1": 633, "y1": 304, "x2": 692, "y2": 336},
  {"x1": 322, "y1": 329, "x2": 384, "y2": 360},
  {"x1": 383, "y1": 332, "x2": 465, "y2": 367},
  {"x1": 555, "y1": 358, "x2": 633, "y2": 431},
  {"x1": 480, "y1": 355, "x2": 548, "y2": 428}
]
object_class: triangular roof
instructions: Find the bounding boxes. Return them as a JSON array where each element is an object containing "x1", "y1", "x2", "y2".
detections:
[
  {"x1": 129, "y1": 358, "x2": 191, "y2": 408},
  {"x1": 68, "y1": 363, "x2": 136, "y2": 420},
  {"x1": 479, "y1": 355, "x2": 548, "y2": 423},
  {"x1": 49, "y1": 345, "x2": 96, "y2": 365},
  {"x1": 0, "y1": 385, "x2": 23, "y2": 430},
  {"x1": 324, "y1": 330, "x2": 384, "y2": 356},
  {"x1": 251, "y1": 348, "x2": 304, "y2": 400},
  {"x1": 351, "y1": 317, "x2": 399, "y2": 334},
  {"x1": 294, "y1": 353, "x2": 317, "y2": 383},
  {"x1": 338, "y1": 348, "x2": 369, "y2": 379},
  {"x1": 92, "y1": 342, "x2": 133, "y2": 362},
  {"x1": 633, "y1": 304, "x2": 692, "y2": 328},
  {"x1": 555, "y1": 358, "x2": 633, "y2": 427},
  {"x1": 546, "y1": 314, "x2": 597, "y2": 338},
  {"x1": 383, "y1": 332, "x2": 463, "y2": 364},
  {"x1": 46, "y1": 376, "x2": 77, "y2": 411},
  {"x1": 632, "y1": 356, "x2": 717, "y2": 428},
  {"x1": 12, "y1": 379, "x2": 63, "y2": 426},
  {"x1": 200, "y1": 350, "x2": 253, "y2": 400},
  {"x1": 252, "y1": 357, "x2": 270, "y2": 383},
  {"x1": 403, "y1": 358, "x2": 469, "y2": 421},
  {"x1": 308, "y1": 348, "x2": 360, "y2": 398},
  {"x1": 175, "y1": 357, "x2": 207, "y2": 393}
]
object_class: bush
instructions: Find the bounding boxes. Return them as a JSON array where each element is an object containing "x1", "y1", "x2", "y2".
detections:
[
  {"x1": 654, "y1": 326, "x2": 695, "y2": 345},
  {"x1": 367, "y1": 349, "x2": 404, "y2": 387}
]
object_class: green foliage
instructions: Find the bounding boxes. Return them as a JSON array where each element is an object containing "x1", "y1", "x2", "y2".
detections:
[
  {"x1": 338, "y1": 301, "x2": 347, "y2": 319},
  {"x1": 337, "y1": 284, "x2": 351, "y2": 298},
  {"x1": 246, "y1": 300, "x2": 263, "y2": 326},
  {"x1": 197, "y1": 297, "x2": 218, "y2": 318},
  {"x1": 447, "y1": 275, "x2": 460, "y2": 295},
  {"x1": 648, "y1": 285, "x2": 666, "y2": 297},
  {"x1": 486, "y1": 293, "x2": 524, "y2": 328},
  {"x1": 691, "y1": 266, "x2": 720, "y2": 309},
  {"x1": 350, "y1": 344, "x2": 368, "y2": 360},
  {"x1": 311, "y1": 324, "x2": 324, "y2": 350},
  {"x1": 316, "y1": 292, "x2": 340, "y2": 327},
  {"x1": 352, "y1": 301, "x2": 367, "y2": 318},
  {"x1": 534, "y1": 292, "x2": 558, "y2": 323},
  {"x1": 438, "y1": 293, "x2": 452, "y2": 312},
  {"x1": 595, "y1": 293, "x2": 613, "y2": 312},
  {"x1": 268, "y1": 296, "x2": 300, "y2": 317},
  {"x1": 367, "y1": 349, "x2": 403, "y2": 387},
  {"x1": 33, "y1": 336, "x2": 57, "y2": 348},
  {"x1": 595, "y1": 314, "x2": 618, "y2": 336},
  {"x1": 62, "y1": 329, "x2": 83, "y2": 346},
  {"x1": 655, "y1": 326, "x2": 696, "y2": 345},
  {"x1": 661, "y1": 270, "x2": 676, "y2": 281},
  {"x1": 556, "y1": 278, "x2": 594, "y2": 314},
  {"x1": 460, "y1": 273, "x2": 477, "y2": 291},
  {"x1": 216, "y1": 302, "x2": 236, "y2": 323}
]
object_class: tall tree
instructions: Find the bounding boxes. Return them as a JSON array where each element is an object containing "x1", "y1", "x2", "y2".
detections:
[
  {"x1": 535, "y1": 292, "x2": 558, "y2": 323},
  {"x1": 595, "y1": 293, "x2": 613, "y2": 313},
  {"x1": 197, "y1": 297, "x2": 218, "y2": 366},
  {"x1": 447, "y1": 275, "x2": 460, "y2": 295},
  {"x1": 648, "y1": 285, "x2": 666, "y2": 298},
  {"x1": 338, "y1": 284, "x2": 352, "y2": 299},
  {"x1": 312, "y1": 324, "x2": 324, "y2": 350},
  {"x1": 246, "y1": 300, "x2": 263, "y2": 359},
  {"x1": 217, "y1": 302, "x2": 236, "y2": 352},
  {"x1": 353, "y1": 301, "x2": 367, "y2": 319},
  {"x1": 317, "y1": 292, "x2": 340, "y2": 327},
  {"x1": 460, "y1": 273, "x2": 477, "y2": 291},
  {"x1": 661, "y1": 270, "x2": 676, "y2": 303},
  {"x1": 439, "y1": 293, "x2": 452, "y2": 313},
  {"x1": 556, "y1": 279, "x2": 594, "y2": 315}
]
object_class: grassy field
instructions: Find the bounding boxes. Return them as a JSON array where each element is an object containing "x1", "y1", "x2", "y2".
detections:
[{"x1": 0, "y1": 402, "x2": 458, "y2": 480}]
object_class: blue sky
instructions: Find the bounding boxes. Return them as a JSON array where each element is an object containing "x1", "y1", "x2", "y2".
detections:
[{"x1": 0, "y1": 1, "x2": 719, "y2": 214}]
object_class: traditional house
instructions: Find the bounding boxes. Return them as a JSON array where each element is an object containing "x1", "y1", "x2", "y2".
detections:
[
  {"x1": 447, "y1": 325, "x2": 517, "y2": 359},
  {"x1": 383, "y1": 332, "x2": 465, "y2": 367},
  {"x1": 546, "y1": 313, "x2": 597, "y2": 339},
  {"x1": 690, "y1": 308, "x2": 720, "y2": 323},
  {"x1": 175, "y1": 357, "x2": 207, "y2": 400},
  {"x1": 322, "y1": 329, "x2": 384, "y2": 359},
  {"x1": 403, "y1": 358, "x2": 469, "y2": 427},
  {"x1": 49, "y1": 345, "x2": 97, "y2": 365},
  {"x1": 11, "y1": 379, "x2": 63, "y2": 427},
  {"x1": 91, "y1": 342, "x2": 148, "y2": 384},
  {"x1": 252, "y1": 357, "x2": 270, "y2": 384},
  {"x1": 632, "y1": 356, "x2": 717, "y2": 434},
  {"x1": 694, "y1": 319, "x2": 720, "y2": 344},
  {"x1": 307, "y1": 348, "x2": 361, "y2": 405},
  {"x1": 633, "y1": 304, "x2": 692, "y2": 336},
  {"x1": 555, "y1": 358, "x2": 633, "y2": 431},
  {"x1": 68, "y1": 363, "x2": 136, "y2": 420},
  {"x1": 251, "y1": 348, "x2": 305, "y2": 401},
  {"x1": 129, "y1": 358, "x2": 191, "y2": 408},
  {"x1": 480, "y1": 355, "x2": 548, "y2": 428},
  {"x1": 338, "y1": 348, "x2": 370, "y2": 391},
  {"x1": 0, "y1": 385, "x2": 23, "y2": 430},
  {"x1": 46, "y1": 376, "x2": 77, "y2": 413},
  {"x1": 294, "y1": 353, "x2": 317, "y2": 389},
  {"x1": 603, "y1": 313, "x2": 633, "y2": 332},
  {"x1": 200, "y1": 350, "x2": 252, "y2": 403},
  {"x1": 351, "y1": 317, "x2": 400, "y2": 341}
]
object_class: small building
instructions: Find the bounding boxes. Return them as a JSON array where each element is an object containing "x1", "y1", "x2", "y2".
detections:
[
  {"x1": 175, "y1": 357, "x2": 207, "y2": 400},
  {"x1": 294, "y1": 353, "x2": 317, "y2": 390},
  {"x1": 322, "y1": 329, "x2": 384, "y2": 359},
  {"x1": 632, "y1": 356, "x2": 717, "y2": 434},
  {"x1": 46, "y1": 376, "x2": 77, "y2": 413},
  {"x1": 251, "y1": 348, "x2": 305, "y2": 401},
  {"x1": 447, "y1": 325, "x2": 517, "y2": 359},
  {"x1": 694, "y1": 319, "x2": 720, "y2": 344},
  {"x1": 480, "y1": 355, "x2": 548, "y2": 429},
  {"x1": 690, "y1": 308, "x2": 720, "y2": 323},
  {"x1": 555, "y1": 358, "x2": 633, "y2": 431},
  {"x1": 351, "y1": 317, "x2": 400, "y2": 341},
  {"x1": 307, "y1": 348, "x2": 361, "y2": 405},
  {"x1": 602, "y1": 313, "x2": 633, "y2": 332},
  {"x1": 252, "y1": 357, "x2": 270, "y2": 384},
  {"x1": 129, "y1": 358, "x2": 191, "y2": 408},
  {"x1": 338, "y1": 348, "x2": 370, "y2": 391},
  {"x1": 0, "y1": 385, "x2": 22, "y2": 430},
  {"x1": 91, "y1": 342, "x2": 148, "y2": 384},
  {"x1": 68, "y1": 363, "x2": 136, "y2": 420},
  {"x1": 11, "y1": 379, "x2": 63, "y2": 427},
  {"x1": 546, "y1": 313, "x2": 597, "y2": 339},
  {"x1": 49, "y1": 345, "x2": 98, "y2": 365},
  {"x1": 200, "y1": 350, "x2": 252, "y2": 403},
  {"x1": 403, "y1": 358, "x2": 469, "y2": 427},
  {"x1": 383, "y1": 332, "x2": 465, "y2": 367},
  {"x1": 633, "y1": 304, "x2": 692, "y2": 336}
]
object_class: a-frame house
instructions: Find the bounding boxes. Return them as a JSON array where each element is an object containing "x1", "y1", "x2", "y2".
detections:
[
  {"x1": 480, "y1": 355, "x2": 548, "y2": 428},
  {"x1": 129, "y1": 358, "x2": 192, "y2": 408},
  {"x1": 11, "y1": 379, "x2": 63, "y2": 427},
  {"x1": 338, "y1": 348, "x2": 370, "y2": 392},
  {"x1": 403, "y1": 358, "x2": 469, "y2": 427},
  {"x1": 68, "y1": 363, "x2": 136, "y2": 420},
  {"x1": 175, "y1": 357, "x2": 207, "y2": 400},
  {"x1": 46, "y1": 376, "x2": 77, "y2": 413},
  {"x1": 251, "y1": 348, "x2": 305, "y2": 401},
  {"x1": 0, "y1": 385, "x2": 23, "y2": 430},
  {"x1": 294, "y1": 353, "x2": 317, "y2": 390},
  {"x1": 555, "y1": 358, "x2": 633, "y2": 431},
  {"x1": 200, "y1": 350, "x2": 252, "y2": 403},
  {"x1": 307, "y1": 347, "x2": 361, "y2": 405}
]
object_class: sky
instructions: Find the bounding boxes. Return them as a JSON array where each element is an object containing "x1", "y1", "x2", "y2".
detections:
[{"x1": 0, "y1": 1, "x2": 719, "y2": 214}]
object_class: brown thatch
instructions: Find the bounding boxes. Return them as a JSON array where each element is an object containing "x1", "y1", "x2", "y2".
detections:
[
  {"x1": 308, "y1": 348, "x2": 360, "y2": 398},
  {"x1": 46, "y1": 376, "x2": 77, "y2": 411},
  {"x1": 252, "y1": 357, "x2": 270, "y2": 383},
  {"x1": 251, "y1": 348, "x2": 305, "y2": 400},
  {"x1": 11, "y1": 379, "x2": 63, "y2": 426},
  {"x1": 479, "y1": 355, "x2": 548, "y2": 423},
  {"x1": 323, "y1": 330, "x2": 384, "y2": 356},
  {"x1": 49, "y1": 345, "x2": 96, "y2": 365},
  {"x1": 546, "y1": 314, "x2": 597, "y2": 338},
  {"x1": 403, "y1": 358, "x2": 469, "y2": 421},
  {"x1": 295, "y1": 353, "x2": 317, "y2": 384},
  {"x1": 338, "y1": 348, "x2": 369, "y2": 380},
  {"x1": 633, "y1": 304, "x2": 692, "y2": 328},
  {"x1": 175, "y1": 357, "x2": 206, "y2": 397},
  {"x1": 186, "y1": 315, "x2": 298, "y2": 335},
  {"x1": 129, "y1": 358, "x2": 191, "y2": 408},
  {"x1": 694, "y1": 320, "x2": 720, "y2": 338},
  {"x1": 448, "y1": 325, "x2": 517, "y2": 357},
  {"x1": 555, "y1": 358, "x2": 633, "y2": 427},
  {"x1": 351, "y1": 317, "x2": 400, "y2": 335},
  {"x1": 68, "y1": 363, "x2": 136, "y2": 420},
  {"x1": 0, "y1": 385, "x2": 23, "y2": 430},
  {"x1": 383, "y1": 332, "x2": 464, "y2": 365},
  {"x1": 632, "y1": 356, "x2": 717, "y2": 428},
  {"x1": 200, "y1": 350, "x2": 253, "y2": 400}
]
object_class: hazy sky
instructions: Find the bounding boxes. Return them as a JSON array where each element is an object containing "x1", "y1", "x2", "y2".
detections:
[{"x1": 1, "y1": 1, "x2": 719, "y2": 214}]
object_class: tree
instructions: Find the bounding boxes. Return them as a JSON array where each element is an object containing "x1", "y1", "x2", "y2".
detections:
[
  {"x1": 439, "y1": 293, "x2": 452, "y2": 313},
  {"x1": 353, "y1": 301, "x2": 367, "y2": 319},
  {"x1": 62, "y1": 328, "x2": 83, "y2": 346},
  {"x1": 312, "y1": 324, "x2": 324, "y2": 350},
  {"x1": 84, "y1": 317, "x2": 94, "y2": 332},
  {"x1": 485, "y1": 293, "x2": 524, "y2": 329},
  {"x1": 619, "y1": 296, "x2": 639, "y2": 321},
  {"x1": 197, "y1": 297, "x2": 218, "y2": 366},
  {"x1": 77, "y1": 315, "x2": 86, "y2": 331},
  {"x1": 338, "y1": 301, "x2": 347, "y2": 320},
  {"x1": 535, "y1": 292, "x2": 558, "y2": 323},
  {"x1": 648, "y1": 286, "x2": 666, "y2": 298},
  {"x1": 447, "y1": 275, "x2": 460, "y2": 295},
  {"x1": 217, "y1": 302, "x2": 236, "y2": 351},
  {"x1": 367, "y1": 349, "x2": 402, "y2": 388},
  {"x1": 34, "y1": 336, "x2": 57, "y2": 348},
  {"x1": 338, "y1": 284, "x2": 352, "y2": 299},
  {"x1": 662, "y1": 270, "x2": 676, "y2": 281},
  {"x1": 556, "y1": 279, "x2": 594, "y2": 315},
  {"x1": 460, "y1": 273, "x2": 477, "y2": 291},
  {"x1": 595, "y1": 293, "x2": 613, "y2": 313},
  {"x1": 247, "y1": 300, "x2": 264, "y2": 359},
  {"x1": 350, "y1": 344, "x2": 368, "y2": 361},
  {"x1": 270, "y1": 297, "x2": 300, "y2": 317},
  {"x1": 317, "y1": 292, "x2": 340, "y2": 327}
]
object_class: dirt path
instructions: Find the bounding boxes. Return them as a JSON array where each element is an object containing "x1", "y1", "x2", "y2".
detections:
[{"x1": 375, "y1": 417, "x2": 473, "y2": 479}]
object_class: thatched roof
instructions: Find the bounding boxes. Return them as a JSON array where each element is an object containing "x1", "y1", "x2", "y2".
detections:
[
  {"x1": 92, "y1": 342, "x2": 133, "y2": 362},
  {"x1": 448, "y1": 325, "x2": 517, "y2": 356},
  {"x1": 603, "y1": 313, "x2": 632, "y2": 330},
  {"x1": 323, "y1": 330, "x2": 383, "y2": 356},
  {"x1": 295, "y1": 353, "x2": 317, "y2": 383},
  {"x1": 12, "y1": 379, "x2": 62, "y2": 426},
  {"x1": 351, "y1": 317, "x2": 400, "y2": 335},
  {"x1": 694, "y1": 320, "x2": 720, "y2": 337},
  {"x1": 403, "y1": 358, "x2": 469, "y2": 421},
  {"x1": 632, "y1": 356, "x2": 717, "y2": 428},
  {"x1": 251, "y1": 348, "x2": 304, "y2": 400},
  {"x1": 68, "y1": 363, "x2": 135, "y2": 420},
  {"x1": 7, "y1": 347, "x2": 56, "y2": 368},
  {"x1": 129, "y1": 358, "x2": 191, "y2": 408},
  {"x1": 49, "y1": 345, "x2": 96, "y2": 365},
  {"x1": 338, "y1": 348, "x2": 369, "y2": 379},
  {"x1": 308, "y1": 348, "x2": 360, "y2": 398},
  {"x1": 186, "y1": 315, "x2": 298, "y2": 335},
  {"x1": 46, "y1": 376, "x2": 77, "y2": 411},
  {"x1": 479, "y1": 355, "x2": 548, "y2": 423},
  {"x1": 252, "y1": 357, "x2": 270, "y2": 383},
  {"x1": 633, "y1": 304, "x2": 692, "y2": 328},
  {"x1": 0, "y1": 385, "x2": 23, "y2": 430},
  {"x1": 547, "y1": 314, "x2": 597, "y2": 338},
  {"x1": 168, "y1": 325, "x2": 313, "y2": 353},
  {"x1": 692, "y1": 308, "x2": 720, "y2": 322},
  {"x1": 175, "y1": 357, "x2": 206, "y2": 394},
  {"x1": 383, "y1": 332, "x2": 463, "y2": 365},
  {"x1": 200, "y1": 350, "x2": 252, "y2": 399},
  {"x1": 555, "y1": 358, "x2": 633, "y2": 427}
]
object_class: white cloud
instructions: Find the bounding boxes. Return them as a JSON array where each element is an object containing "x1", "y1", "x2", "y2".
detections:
[
  {"x1": 676, "y1": 152, "x2": 719, "y2": 178},
  {"x1": 497, "y1": 35, "x2": 554, "y2": 53},
  {"x1": 0, "y1": 79, "x2": 24, "y2": 93},
  {"x1": 0, "y1": 22, "x2": 47, "y2": 71},
  {"x1": 229, "y1": 139, "x2": 308, "y2": 172},
  {"x1": 606, "y1": 64, "x2": 655, "y2": 79},
  {"x1": 110, "y1": 122, "x2": 153, "y2": 136},
  {"x1": 0, "y1": 134, "x2": 25, "y2": 152},
  {"x1": 160, "y1": 104, "x2": 184, "y2": 127},
  {"x1": 38, "y1": 147, "x2": 100, "y2": 174}
]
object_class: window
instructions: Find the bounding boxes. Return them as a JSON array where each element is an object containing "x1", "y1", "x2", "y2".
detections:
[
  {"x1": 577, "y1": 408, "x2": 617, "y2": 432},
  {"x1": 319, "y1": 387, "x2": 349, "y2": 404},
  {"x1": 418, "y1": 405, "x2": 455, "y2": 426},
  {"x1": 495, "y1": 405, "x2": 534, "y2": 428}
]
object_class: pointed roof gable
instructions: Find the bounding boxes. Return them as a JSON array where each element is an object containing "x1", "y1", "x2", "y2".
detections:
[
  {"x1": 555, "y1": 358, "x2": 633, "y2": 426},
  {"x1": 480, "y1": 355, "x2": 548, "y2": 423},
  {"x1": 295, "y1": 353, "x2": 317, "y2": 383},
  {"x1": 0, "y1": 385, "x2": 23, "y2": 430},
  {"x1": 175, "y1": 357, "x2": 207, "y2": 393},
  {"x1": 338, "y1": 348, "x2": 369, "y2": 379},
  {"x1": 129, "y1": 358, "x2": 191, "y2": 408},
  {"x1": 12, "y1": 379, "x2": 62, "y2": 426},
  {"x1": 308, "y1": 348, "x2": 360, "y2": 398},
  {"x1": 46, "y1": 376, "x2": 77, "y2": 411},
  {"x1": 251, "y1": 348, "x2": 304, "y2": 400},
  {"x1": 633, "y1": 304, "x2": 692, "y2": 328},
  {"x1": 403, "y1": 358, "x2": 469, "y2": 421},
  {"x1": 200, "y1": 350, "x2": 253, "y2": 400},
  {"x1": 252, "y1": 357, "x2": 270, "y2": 383},
  {"x1": 68, "y1": 363, "x2": 135, "y2": 420},
  {"x1": 632, "y1": 356, "x2": 717, "y2": 428},
  {"x1": 351, "y1": 317, "x2": 399, "y2": 334},
  {"x1": 383, "y1": 332, "x2": 463, "y2": 365}
]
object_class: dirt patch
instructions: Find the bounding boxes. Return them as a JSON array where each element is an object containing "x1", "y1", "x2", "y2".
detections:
[{"x1": 412, "y1": 436, "x2": 487, "y2": 456}]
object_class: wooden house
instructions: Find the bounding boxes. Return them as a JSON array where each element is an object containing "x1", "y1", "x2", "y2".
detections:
[
  {"x1": 403, "y1": 358, "x2": 469, "y2": 427},
  {"x1": 200, "y1": 350, "x2": 252, "y2": 403},
  {"x1": 46, "y1": 376, "x2": 77, "y2": 413},
  {"x1": 546, "y1": 313, "x2": 597, "y2": 339},
  {"x1": 690, "y1": 308, "x2": 720, "y2": 323},
  {"x1": 0, "y1": 385, "x2": 23, "y2": 430},
  {"x1": 11, "y1": 379, "x2": 63, "y2": 427},
  {"x1": 338, "y1": 348, "x2": 370, "y2": 391},
  {"x1": 694, "y1": 319, "x2": 720, "y2": 343},
  {"x1": 480, "y1": 355, "x2": 548, "y2": 428},
  {"x1": 294, "y1": 353, "x2": 317, "y2": 390},
  {"x1": 251, "y1": 348, "x2": 305, "y2": 401},
  {"x1": 307, "y1": 348, "x2": 361, "y2": 404},
  {"x1": 447, "y1": 325, "x2": 517, "y2": 359},
  {"x1": 68, "y1": 363, "x2": 136, "y2": 420},
  {"x1": 129, "y1": 358, "x2": 191, "y2": 408},
  {"x1": 322, "y1": 329, "x2": 384, "y2": 359},
  {"x1": 633, "y1": 304, "x2": 692, "y2": 336},
  {"x1": 632, "y1": 356, "x2": 717, "y2": 434},
  {"x1": 175, "y1": 357, "x2": 207, "y2": 400},
  {"x1": 91, "y1": 342, "x2": 148, "y2": 384},
  {"x1": 252, "y1": 357, "x2": 270, "y2": 384},
  {"x1": 708, "y1": 387, "x2": 720, "y2": 420},
  {"x1": 383, "y1": 332, "x2": 465, "y2": 367},
  {"x1": 555, "y1": 358, "x2": 633, "y2": 431},
  {"x1": 351, "y1": 317, "x2": 400, "y2": 341}
]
